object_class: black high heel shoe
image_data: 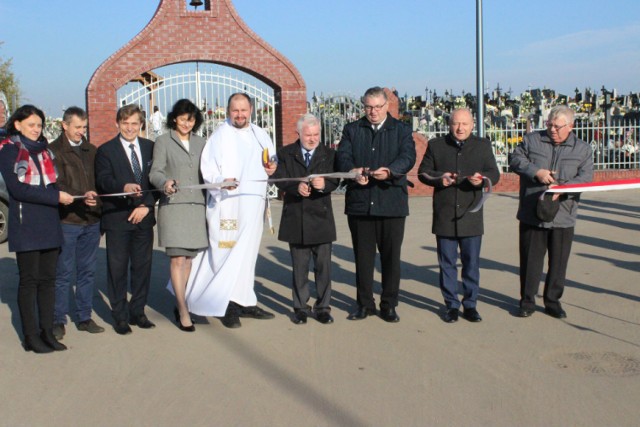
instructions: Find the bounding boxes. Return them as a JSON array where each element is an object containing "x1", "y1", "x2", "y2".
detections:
[{"x1": 174, "y1": 307, "x2": 195, "y2": 332}]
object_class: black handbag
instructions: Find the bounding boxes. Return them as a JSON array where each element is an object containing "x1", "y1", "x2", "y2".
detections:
[
  {"x1": 536, "y1": 186, "x2": 570, "y2": 222},
  {"x1": 536, "y1": 192, "x2": 561, "y2": 222}
]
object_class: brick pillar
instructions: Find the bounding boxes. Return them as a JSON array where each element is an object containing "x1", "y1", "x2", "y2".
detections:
[
  {"x1": 385, "y1": 88, "x2": 400, "y2": 119},
  {"x1": 409, "y1": 132, "x2": 432, "y2": 196}
]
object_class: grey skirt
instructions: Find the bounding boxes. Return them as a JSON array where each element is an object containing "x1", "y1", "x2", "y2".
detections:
[{"x1": 166, "y1": 247, "x2": 204, "y2": 257}]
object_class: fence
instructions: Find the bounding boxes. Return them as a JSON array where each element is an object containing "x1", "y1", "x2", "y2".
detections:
[
  {"x1": 308, "y1": 95, "x2": 364, "y2": 150},
  {"x1": 417, "y1": 120, "x2": 640, "y2": 172}
]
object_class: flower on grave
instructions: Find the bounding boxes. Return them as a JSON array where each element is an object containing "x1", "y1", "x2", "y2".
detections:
[
  {"x1": 454, "y1": 97, "x2": 467, "y2": 109},
  {"x1": 43, "y1": 117, "x2": 63, "y2": 141},
  {"x1": 520, "y1": 92, "x2": 534, "y2": 110}
]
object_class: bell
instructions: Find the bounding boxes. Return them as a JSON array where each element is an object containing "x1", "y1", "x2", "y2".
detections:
[{"x1": 189, "y1": 0, "x2": 204, "y2": 8}]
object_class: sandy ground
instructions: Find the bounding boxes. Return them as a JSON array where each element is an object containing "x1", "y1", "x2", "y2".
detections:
[{"x1": 1, "y1": 191, "x2": 639, "y2": 427}]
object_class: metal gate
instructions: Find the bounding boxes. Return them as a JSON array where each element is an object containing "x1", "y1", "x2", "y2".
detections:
[
  {"x1": 308, "y1": 93, "x2": 363, "y2": 148},
  {"x1": 117, "y1": 63, "x2": 276, "y2": 144},
  {"x1": 308, "y1": 94, "x2": 363, "y2": 194},
  {"x1": 118, "y1": 62, "x2": 277, "y2": 197}
]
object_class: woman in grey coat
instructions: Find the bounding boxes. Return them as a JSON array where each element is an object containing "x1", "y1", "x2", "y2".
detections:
[{"x1": 149, "y1": 99, "x2": 207, "y2": 332}]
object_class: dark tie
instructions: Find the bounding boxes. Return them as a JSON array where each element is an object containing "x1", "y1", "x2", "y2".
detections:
[
  {"x1": 129, "y1": 144, "x2": 143, "y2": 184},
  {"x1": 304, "y1": 151, "x2": 311, "y2": 168},
  {"x1": 373, "y1": 124, "x2": 380, "y2": 132}
]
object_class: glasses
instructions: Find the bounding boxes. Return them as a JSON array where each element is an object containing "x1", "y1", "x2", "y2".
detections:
[
  {"x1": 547, "y1": 123, "x2": 568, "y2": 131},
  {"x1": 363, "y1": 102, "x2": 387, "y2": 112}
]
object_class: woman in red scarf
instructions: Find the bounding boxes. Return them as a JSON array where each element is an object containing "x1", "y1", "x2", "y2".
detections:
[{"x1": 0, "y1": 105, "x2": 74, "y2": 353}]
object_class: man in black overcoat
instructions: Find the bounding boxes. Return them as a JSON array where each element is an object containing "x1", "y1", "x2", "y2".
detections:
[
  {"x1": 418, "y1": 108, "x2": 500, "y2": 323},
  {"x1": 336, "y1": 86, "x2": 416, "y2": 323},
  {"x1": 273, "y1": 114, "x2": 338, "y2": 325}
]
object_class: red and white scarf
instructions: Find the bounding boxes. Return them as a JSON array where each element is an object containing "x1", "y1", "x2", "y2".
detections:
[{"x1": 0, "y1": 136, "x2": 58, "y2": 186}]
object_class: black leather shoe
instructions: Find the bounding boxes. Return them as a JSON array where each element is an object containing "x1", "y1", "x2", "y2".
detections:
[
  {"x1": 348, "y1": 307, "x2": 376, "y2": 320},
  {"x1": 516, "y1": 307, "x2": 535, "y2": 318},
  {"x1": 379, "y1": 307, "x2": 400, "y2": 323},
  {"x1": 114, "y1": 321, "x2": 132, "y2": 335},
  {"x1": 23, "y1": 335, "x2": 54, "y2": 354},
  {"x1": 292, "y1": 311, "x2": 308, "y2": 325},
  {"x1": 316, "y1": 312, "x2": 334, "y2": 324},
  {"x1": 240, "y1": 305, "x2": 275, "y2": 319},
  {"x1": 41, "y1": 329, "x2": 67, "y2": 351},
  {"x1": 463, "y1": 308, "x2": 482, "y2": 322},
  {"x1": 544, "y1": 307, "x2": 567, "y2": 319},
  {"x1": 220, "y1": 305, "x2": 241, "y2": 328},
  {"x1": 443, "y1": 308, "x2": 459, "y2": 323},
  {"x1": 130, "y1": 315, "x2": 156, "y2": 329}
]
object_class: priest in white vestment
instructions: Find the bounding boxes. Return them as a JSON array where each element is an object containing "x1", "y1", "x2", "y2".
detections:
[{"x1": 185, "y1": 93, "x2": 277, "y2": 328}]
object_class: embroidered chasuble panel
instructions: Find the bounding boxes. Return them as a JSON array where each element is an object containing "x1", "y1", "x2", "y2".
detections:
[{"x1": 219, "y1": 219, "x2": 238, "y2": 248}]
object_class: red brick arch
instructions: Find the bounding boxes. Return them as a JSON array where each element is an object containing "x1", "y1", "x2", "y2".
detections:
[{"x1": 86, "y1": 0, "x2": 306, "y2": 146}]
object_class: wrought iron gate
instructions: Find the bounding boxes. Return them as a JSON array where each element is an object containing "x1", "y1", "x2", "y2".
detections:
[
  {"x1": 308, "y1": 93, "x2": 363, "y2": 148},
  {"x1": 308, "y1": 94, "x2": 364, "y2": 194},
  {"x1": 117, "y1": 62, "x2": 277, "y2": 197},
  {"x1": 117, "y1": 63, "x2": 276, "y2": 144}
]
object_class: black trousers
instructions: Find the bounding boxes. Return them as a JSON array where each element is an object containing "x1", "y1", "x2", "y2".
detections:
[
  {"x1": 105, "y1": 227, "x2": 154, "y2": 322},
  {"x1": 519, "y1": 223, "x2": 574, "y2": 311},
  {"x1": 16, "y1": 248, "x2": 59, "y2": 337},
  {"x1": 289, "y1": 243, "x2": 332, "y2": 312},
  {"x1": 347, "y1": 215, "x2": 405, "y2": 310}
]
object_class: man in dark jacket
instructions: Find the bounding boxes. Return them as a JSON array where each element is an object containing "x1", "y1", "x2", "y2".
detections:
[
  {"x1": 419, "y1": 108, "x2": 500, "y2": 323},
  {"x1": 509, "y1": 105, "x2": 593, "y2": 319},
  {"x1": 273, "y1": 114, "x2": 338, "y2": 325},
  {"x1": 49, "y1": 107, "x2": 104, "y2": 339},
  {"x1": 336, "y1": 87, "x2": 416, "y2": 322},
  {"x1": 95, "y1": 104, "x2": 157, "y2": 335}
]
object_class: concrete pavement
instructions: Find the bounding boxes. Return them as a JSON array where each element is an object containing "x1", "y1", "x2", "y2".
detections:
[{"x1": 0, "y1": 190, "x2": 639, "y2": 426}]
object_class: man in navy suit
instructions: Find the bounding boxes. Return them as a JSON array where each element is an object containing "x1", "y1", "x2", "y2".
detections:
[{"x1": 95, "y1": 104, "x2": 157, "y2": 335}]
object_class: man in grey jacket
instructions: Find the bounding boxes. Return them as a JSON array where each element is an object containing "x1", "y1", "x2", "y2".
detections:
[{"x1": 509, "y1": 105, "x2": 593, "y2": 319}]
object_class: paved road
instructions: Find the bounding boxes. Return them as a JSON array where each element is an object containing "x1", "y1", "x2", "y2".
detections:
[{"x1": 1, "y1": 191, "x2": 639, "y2": 426}]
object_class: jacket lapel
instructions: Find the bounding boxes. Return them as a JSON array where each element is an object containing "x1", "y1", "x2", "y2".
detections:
[
  {"x1": 170, "y1": 130, "x2": 191, "y2": 155},
  {"x1": 115, "y1": 137, "x2": 137, "y2": 183},
  {"x1": 292, "y1": 142, "x2": 307, "y2": 170},
  {"x1": 139, "y1": 139, "x2": 153, "y2": 176},
  {"x1": 307, "y1": 149, "x2": 323, "y2": 172}
]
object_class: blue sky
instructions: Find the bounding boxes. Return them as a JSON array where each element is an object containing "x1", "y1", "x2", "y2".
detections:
[{"x1": 1, "y1": 0, "x2": 639, "y2": 116}]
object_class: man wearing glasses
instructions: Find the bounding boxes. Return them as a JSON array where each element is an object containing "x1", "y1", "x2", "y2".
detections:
[
  {"x1": 336, "y1": 86, "x2": 416, "y2": 322},
  {"x1": 509, "y1": 105, "x2": 593, "y2": 319}
]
